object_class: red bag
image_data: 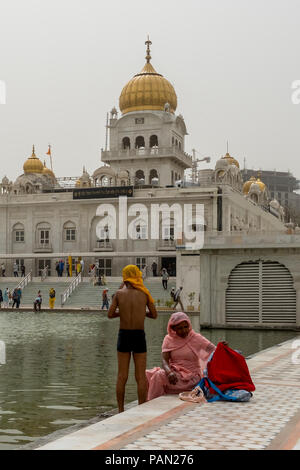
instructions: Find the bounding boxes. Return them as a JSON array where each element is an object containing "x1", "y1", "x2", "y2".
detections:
[{"x1": 207, "y1": 342, "x2": 255, "y2": 393}]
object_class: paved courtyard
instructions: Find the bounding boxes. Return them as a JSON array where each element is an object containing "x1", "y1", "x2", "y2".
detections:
[{"x1": 36, "y1": 337, "x2": 300, "y2": 451}]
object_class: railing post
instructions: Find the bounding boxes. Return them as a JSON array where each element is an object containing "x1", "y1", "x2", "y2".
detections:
[{"x1": 61, "y1": 272, "x2": 82, "y2": 307}]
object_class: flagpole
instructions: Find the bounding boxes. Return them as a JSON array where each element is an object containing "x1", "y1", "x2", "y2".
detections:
[{"x1": 47, "y1": 144, "x2": 53, "y2": 171}]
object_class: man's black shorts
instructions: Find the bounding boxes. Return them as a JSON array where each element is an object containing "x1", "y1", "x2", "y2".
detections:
[{"x1": 117, "y1": 329, "x2": 147, "y2": 353}]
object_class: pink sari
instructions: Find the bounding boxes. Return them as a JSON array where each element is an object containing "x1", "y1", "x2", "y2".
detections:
[{"x1": 146, "y1": 312, "x2": 216, "y2": 400}]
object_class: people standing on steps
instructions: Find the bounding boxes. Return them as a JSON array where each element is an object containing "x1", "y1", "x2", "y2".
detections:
[
  {"x1": 161, "y1": 268, "x2": 169, "y2": 290},
  {"x1": 0, "y1": 289, "x2": 3, "y2": 309},
  {"x1": 34, "y1": 292, "x2": 42, "y2": 311},
  {"x1": 80, "y1": 258, "x2": 84, "y2": 275},
  {"x1": 171, "y1": 286, "x2": 184, "y2": 311},
  {"x1": 1, "y1": 263, "x2": 5, "y2": 277},
  {"x1": 34, "y1": 291, "x2": 42, "y2": 311},
  {"x1": 13, "y1": 261, "x2": 18, "y2": 277},
  {"x1": 21, "y1": 264, "x2": 26, "y2": 277},
  {"x1": 142, "y1": 265, "x2": 148, "y2": 281},
  {"x1": 151, "y1": 261, "x2": 157, "y2": 277},
  {"x1": 49, "y1": 288, "x2": 56, "y2": 309},
  {"x1": 55, "y1": 262, "x2": 60, "y2": 277},
  {"x1": 3, "y1": 288, "x2": 9, "y2": 308},
  {"x1": 16, "y1": 287, "x2": 22, "y2": 308},
  {"x1": 76, "y1": 260, "x2": 81, "y2": 276},
  {"x1": 101, "y1": 289, "x2": 109, "y2": 310},
  {"x1": 59, "y1": 259, "x2": 64, "y2": 277}
]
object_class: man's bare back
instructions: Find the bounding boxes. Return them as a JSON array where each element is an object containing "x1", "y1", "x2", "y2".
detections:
[
  {"x1": 108, "y1": 282, "x2": 157, "y2": 329},
  {"x1": 108, "y1": 280, "x2": 157, "y2": 413}
]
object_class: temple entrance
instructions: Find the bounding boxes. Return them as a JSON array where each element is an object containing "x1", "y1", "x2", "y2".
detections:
[{"x1": 161, "y1": 257, "x2": 176, "y2": 276}]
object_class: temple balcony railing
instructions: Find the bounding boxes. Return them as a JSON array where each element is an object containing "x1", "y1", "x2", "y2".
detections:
[
  {"x1": 101, "y1": 146, "x2": 193, "y2": 168},
  {"x1": 93, "y1": 240, "x2": 114, "y2": 251},
  {"x1": 157, "y1": 238, "x2": 176, "y2": 251},
  {"x1": 34, "y1": 242, "x2": 53, "y2": 253}
]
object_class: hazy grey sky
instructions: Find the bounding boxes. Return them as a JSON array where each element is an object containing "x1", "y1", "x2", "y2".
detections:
[{"x1": 0, "y1": 0, "x2": 300, "y2": 181}]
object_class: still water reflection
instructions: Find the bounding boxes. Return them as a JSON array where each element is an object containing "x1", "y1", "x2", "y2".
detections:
[{"x1": 0, "y1": 311, "x2": 297, "y2": 449}]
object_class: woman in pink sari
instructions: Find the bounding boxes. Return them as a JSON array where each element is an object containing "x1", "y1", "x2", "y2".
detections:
[{"x1": 146, "y1": 312, "x2": 216, "y2": 400}]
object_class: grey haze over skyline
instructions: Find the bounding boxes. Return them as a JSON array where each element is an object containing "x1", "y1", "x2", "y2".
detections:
[{"x1": 0, "y1": 0, "x2": 300, "y2": 182}]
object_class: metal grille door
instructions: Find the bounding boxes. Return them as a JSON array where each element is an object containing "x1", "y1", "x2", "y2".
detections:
[{"x1": 226, "y1": 261, "x2": 296, "y2": 324}]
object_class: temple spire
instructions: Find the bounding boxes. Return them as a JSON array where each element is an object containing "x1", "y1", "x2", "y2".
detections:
[{"x1": 145, "y1": 35, "x2": 152, "y2": 63}]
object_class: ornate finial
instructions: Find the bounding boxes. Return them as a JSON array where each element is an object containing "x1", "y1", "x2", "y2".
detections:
[
  {"x1": 257, "y1": 170, "x2": 262, "y2": 179},
  {"x1": 145, "y1": 35, "x2": 152, "y2": 63}
]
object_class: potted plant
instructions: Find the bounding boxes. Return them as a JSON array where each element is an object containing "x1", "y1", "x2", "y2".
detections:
[
  {"x1": 187, "y1": 292, "x2": 195, "y2": 311},
  {"x1": 164, "y1": 299, "x2": 173, "y2": 310}
]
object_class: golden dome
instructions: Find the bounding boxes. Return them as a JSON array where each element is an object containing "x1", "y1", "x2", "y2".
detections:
[
  {"x1": 42, "y1": 161, "x2": 56, "y2": 179},
  {"x1": 119, "y1": 38, "x2": 177, "y2": 115},
  {"x1": 243, "y1": 176, "x2": 256, "y2": 194},
  {"x1": 255, "y1": 176, "x2": 266, "y2": 192},
  {"x1": 23, "y1": 146, "x2": 44, "y2": 174},
  {"x1": 223, "y1": 152, "x2": 240, "y2": 168}
]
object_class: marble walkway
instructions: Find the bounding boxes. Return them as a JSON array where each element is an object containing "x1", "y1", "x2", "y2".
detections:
[{"x1": 35, "y1": 337, "x2": 300, "y2": 451}]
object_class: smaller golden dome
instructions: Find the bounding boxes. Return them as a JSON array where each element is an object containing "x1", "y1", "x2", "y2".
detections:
[
  {"x1": 23, "y1": 146, "x2": 44, "y2": 174},
  {"x1": 223, "y1": 152, "x2": 240, "y2": 168},
  {"x1": 243, "y1": 176, "x2": 256, "y2": 195},
  {"x1": 255, "y1": 174, "x2": 266, "y2": 192},
  {"x1": 42, "y1": 161, "x2": 56, "y2": 179}
]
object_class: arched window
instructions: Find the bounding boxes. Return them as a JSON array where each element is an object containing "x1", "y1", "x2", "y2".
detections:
[
  {"x1": 178, "y1": 141, "x2": 181, "y2": 150},
  {"x1": 13, "y1": 223, "x2": 25, "y2": 243},
  {"x1": 175, "y1": 139, "x2": 178, "y2": 147},
  {"x1": 135, "y1": 170, "x2": 145, "y2": 185},
  {"x1": 36, "y1": 222, "x2": 51, "y2": 247},
  {"x1": 149, "y1": 135, "x2": 158, "y2": 147},
  {"x1": 135, "y1": 136, "x2": 145, "y2": 149},
  {"x1": 172, "y1": 136, "x2": 175, "y2": 146},
  {"x1": 63, "y1": 221, "x2": 76, "y2": 242},
  {"x1": 122, "y1": 137, "x2": 130, "y2": 149},
  {"x1": 101, "y1": 176, "x2": 110, "y2": 186},
  {"x1": 149, "y1": 169, "x2": 158, "y2": 184}
]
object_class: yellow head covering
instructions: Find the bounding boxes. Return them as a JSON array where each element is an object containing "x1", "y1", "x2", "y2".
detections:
[{"x1": 122, "y1": 264, "x2": 154, "y2": 304}]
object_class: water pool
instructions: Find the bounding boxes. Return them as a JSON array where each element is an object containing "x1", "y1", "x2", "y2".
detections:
[{"x1": 0, "y1": 311, "x2": 297, "y2": 449}]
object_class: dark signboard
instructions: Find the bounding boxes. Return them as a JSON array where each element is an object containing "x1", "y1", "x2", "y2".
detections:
[{"x1": 73, "y1": 186, "x2": 134, "y2": 200}]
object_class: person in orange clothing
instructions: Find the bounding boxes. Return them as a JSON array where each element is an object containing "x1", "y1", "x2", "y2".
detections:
[{"x1": 49, "y1": 288, "x2": 56, "y2": 309}]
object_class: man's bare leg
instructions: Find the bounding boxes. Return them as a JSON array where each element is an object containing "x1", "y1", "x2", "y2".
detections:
[
  {"x1": 133, "y1": 352, "x2": 148, "y2": 405},
  {"x1": 116, "y1": 352, "x2": 131, "y2": 413}
]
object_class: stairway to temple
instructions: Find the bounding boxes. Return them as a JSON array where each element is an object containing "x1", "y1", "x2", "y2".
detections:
[
  {"x1": 63, "y1": 278, "x2": 177, "y2": 308},
  {"x1": 0, "y1": 277, "x2": 177, "y2": 308},
  {"x1": 12, "y1": 281, "x2": 69, "y2": 307}
]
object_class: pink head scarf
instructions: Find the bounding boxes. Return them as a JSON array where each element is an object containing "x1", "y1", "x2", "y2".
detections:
[{"x1": 162, "y1": 312, "x2": 216, "y2": 372}]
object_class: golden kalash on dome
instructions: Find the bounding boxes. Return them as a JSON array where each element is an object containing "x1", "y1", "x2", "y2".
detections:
[
  {"x1": 23, "y1": 145, "x2": 44, "y2": 174},
  {"x1": 119, "y1": 37, "x2": 177, "y2": 114}
]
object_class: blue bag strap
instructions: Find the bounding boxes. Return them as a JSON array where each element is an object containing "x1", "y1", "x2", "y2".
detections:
[{"x1": 205, "y1": 378, "x2": 239, "y2": 402}]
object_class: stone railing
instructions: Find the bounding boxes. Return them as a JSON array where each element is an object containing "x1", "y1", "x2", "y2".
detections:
[
  {"x1": 60, "y1": 272, "x2": 82, "y2": 307},
  {"x1": 94, "y1": 240, "x2": 113, "y2": 251},
  {"x1": 34, "y1": 242, "x2": 53, "y2": 252},
  {"x1": 15, "y1": 271, "x2": 32, "y2": 290},
  {"x1": 101, "y1": 147, "x2": 193, "y2": 167},
  {"x1": 158, "y1": 239, "x2": 176, "y2": 250}
]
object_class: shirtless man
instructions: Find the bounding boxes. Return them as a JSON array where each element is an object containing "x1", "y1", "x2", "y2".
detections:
[{"x1": 108, "y1": 265, "x2": 157, "y2": 413}]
